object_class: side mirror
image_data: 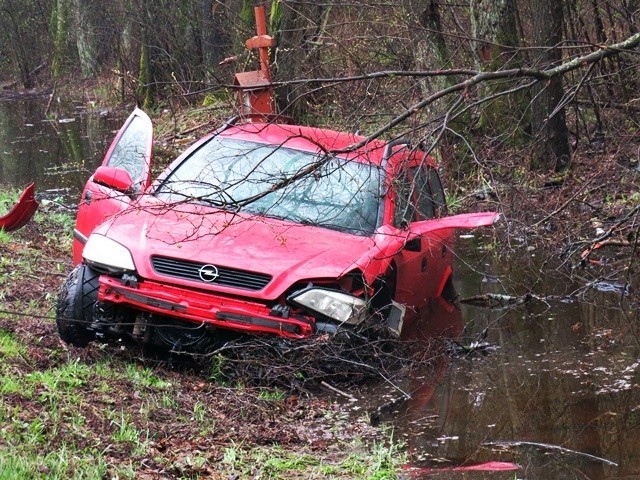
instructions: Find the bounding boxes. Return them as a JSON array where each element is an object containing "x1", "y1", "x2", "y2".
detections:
[{"x1": 93, "y1": 166, "x2": 135, "y2": 193}]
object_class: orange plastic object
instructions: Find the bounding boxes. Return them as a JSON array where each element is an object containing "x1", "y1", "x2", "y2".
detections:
[{"x1": 234, "y1": 5, "x2": 275, "y2": 115}]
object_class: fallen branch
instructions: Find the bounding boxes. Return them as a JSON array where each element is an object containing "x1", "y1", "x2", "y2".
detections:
[
  {"x1": 577, "y1": 203, "x2": 640, "y2": 264},
  {"x1": 483, "y1": 440, "x2": 618, "y2": 467},
  {"x1": 320, "y1": 381, "x2": 357, "y2": 401}
]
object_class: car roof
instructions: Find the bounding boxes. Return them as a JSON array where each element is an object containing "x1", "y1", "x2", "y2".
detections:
[{"x1": 217, "y1": 121, "x2": 390, "y2": 165}]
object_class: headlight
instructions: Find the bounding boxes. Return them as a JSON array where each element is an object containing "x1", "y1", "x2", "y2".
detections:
[
  {"x1": 83, "y1": 234, "x2": 135, "y2": 273},
  {"x1": 288, "y1": 288, "x2": 367, "y2": 325}
]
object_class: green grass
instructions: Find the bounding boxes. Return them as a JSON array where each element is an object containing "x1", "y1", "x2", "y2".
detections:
[
  {"x1": 258, "y1": 387, "x2": 286, "y2": 401},
  {"x1": 124, "y1": 363, "x2": 173, "y2": 390},
  {"x1": 26, "y1": 359, "x2": 91, "y2": 392},
  {"x1": 0, "y1": 229, "x2": 11, "y2": 244},
  {"x1": 210, "y1": 440, "x2": 406, "y2": 479},
  {"x1": 0, "y1": 449, "x2": 108, "y2": 480},
  {"x1": 0, "y1": 330, "x2": 27, "y2": 358}
]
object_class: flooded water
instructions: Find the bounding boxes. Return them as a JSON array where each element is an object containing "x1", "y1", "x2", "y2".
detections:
[
  {"x1": 362, "y1": 234, "x2": 640, "y2": 479},
  {"x1": 2, "y1": 96, "x2": 638, "y2": 479},
  {"x1": 0, "y1": 96, "x2": 124, "y2": 203}
]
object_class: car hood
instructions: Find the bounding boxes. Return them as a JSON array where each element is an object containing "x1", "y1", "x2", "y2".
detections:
[{"x1": 95, "y1": 200, "x2": 376, "y2": 299}]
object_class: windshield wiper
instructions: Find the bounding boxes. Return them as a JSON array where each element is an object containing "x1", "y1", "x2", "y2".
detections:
[{"x1": 196, "y1": 196, "x2": 240, "y2": 212}]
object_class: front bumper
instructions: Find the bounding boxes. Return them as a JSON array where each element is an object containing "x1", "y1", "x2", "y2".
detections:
[{"x1": 98, "y1": 276, "x2": 315, "y2": 339}]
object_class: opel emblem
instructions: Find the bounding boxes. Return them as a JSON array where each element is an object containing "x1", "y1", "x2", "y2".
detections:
[{"x1": 198, "y1": 264, "x2": 219, "y2": 282}]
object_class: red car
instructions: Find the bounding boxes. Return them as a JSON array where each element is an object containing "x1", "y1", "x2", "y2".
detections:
[{"x1": 56, "y1": 109, "x2": 497, "y2": 351}]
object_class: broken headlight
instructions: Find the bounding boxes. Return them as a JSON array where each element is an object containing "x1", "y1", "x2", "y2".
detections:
[
  {"x1": 288, "y1": 287, "x2": 367, "y2": 325},
  {"x1": 83, "y1": 234, "x2": 136, "y2": 273}
]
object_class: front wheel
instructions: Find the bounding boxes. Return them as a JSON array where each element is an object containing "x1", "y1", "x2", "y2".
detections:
[{"x1": 55, "y1": 264, "x2": 100, "y2": 347}]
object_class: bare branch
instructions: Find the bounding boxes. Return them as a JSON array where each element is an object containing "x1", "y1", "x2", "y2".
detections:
[{"x1": 338, "y1": 32, "x2": 640, "y2": 150}]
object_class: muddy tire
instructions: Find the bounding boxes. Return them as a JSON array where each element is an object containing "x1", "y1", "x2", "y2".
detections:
[{"x1": 56, "y1": 264, "x2": 100, "y2": 347}]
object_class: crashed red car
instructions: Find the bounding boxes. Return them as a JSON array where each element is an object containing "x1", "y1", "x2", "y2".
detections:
[{"x1": 56, "y1": 109, "x2": 497, "y2": 351}]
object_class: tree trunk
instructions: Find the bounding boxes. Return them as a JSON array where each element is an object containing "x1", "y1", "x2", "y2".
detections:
[
  {"x1": 414, "y1": 0, "x2": 452, "y2": 98},
  {"x1": 51, "y1": 0, "x2": 70, "y2": 78},
  {"x1": 273, "y1": 0, "x2": 326, "y2": 119},
  {"x1": 470, "y1": 0, "x2": 523, "y2": 135},
  {"x1": 470, "y1": 0, "x2": 519, "y2": 70},
  {"x1": 201, "y1": 0, "x2": 230, "y2": 77},
  {"x1": 117, "y1": 0, "x2": 136, "y2": 101},
  {"x1": 138, "y1": 0, "x2": 154, "y2": 108},
  {"x1": 529, "y1": 0, "x2": 570, "y2": 172},
  {"x1": 624, "y1": 0, "x2": 639, "y2": 34},
  {"x1": 70, "y1": 0, "x2": 99, "y2": 77}
]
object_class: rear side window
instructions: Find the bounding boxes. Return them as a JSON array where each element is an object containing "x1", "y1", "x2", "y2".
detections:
[
  {"x1": 412, "y1": 166, "x2": 435, "y2": 219},
  {"x1": 410, "y1": 165, "x2": 447, "y2": 220},
  {"x1": 106, "y1": 114, "x2": 150, "y2": 187},
  {"x1": 393, "y1": 171, "x2": 417, "y2": 227},
  {"x1": 428, "y1": 168, "x2": 447, "y2": 217}
]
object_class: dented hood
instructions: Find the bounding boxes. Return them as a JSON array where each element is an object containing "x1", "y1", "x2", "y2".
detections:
[{"x1": 94, "y1": 201, "x2": 376, "y2": 299}]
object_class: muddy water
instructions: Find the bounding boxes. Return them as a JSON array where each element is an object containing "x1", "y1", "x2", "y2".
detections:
[
  {"x1": 362, "y1": 234, "x2": 640, "y2": 479},
  {"x1": 0, "y1": 96, "x2": 124, "y2": 203}
]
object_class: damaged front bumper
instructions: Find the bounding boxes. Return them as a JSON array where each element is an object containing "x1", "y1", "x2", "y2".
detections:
[{"x1": 98, "y1": 276, "x2": 316, "y2": 339}]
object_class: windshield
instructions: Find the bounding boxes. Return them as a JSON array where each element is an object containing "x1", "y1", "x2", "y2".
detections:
[{"x1": 155, "y1": 137, "x2": 381, "y2": 235}]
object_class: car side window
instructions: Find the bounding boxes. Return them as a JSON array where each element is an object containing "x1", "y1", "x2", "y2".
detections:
[
  {"x1": 411, "y1": 166, "x2": 436, "y2": 220},
  {"x1": 428, "y1": 167, "x2": 447, "y2": 217},
  {"x1": 105, "y1": 114, "x2": 150, "y2": 187},
  {"x1": 394, "y1": 170, "x2": 417, "y2": 227}
]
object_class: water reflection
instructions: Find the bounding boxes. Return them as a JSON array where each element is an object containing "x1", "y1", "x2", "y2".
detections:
[
  {"x1": 361, "y1": 236, "x2": 640, "y2": 480},
  {"x1": 0, "y1": 96, "x2": 124, "y2": 203}
]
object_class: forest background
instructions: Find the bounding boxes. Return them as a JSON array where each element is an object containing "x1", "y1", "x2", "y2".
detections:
[{"x1": 1, "y1": 0, "x2": 638, "y2": 176}]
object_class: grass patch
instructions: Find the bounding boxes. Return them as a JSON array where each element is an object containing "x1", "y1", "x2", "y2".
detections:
[
  {"x1": 0, "y1": 330, "x2": 27, "y2": 358},
  {"x1": 0, "y1": 449, "x2": 108, "y2": 480},
  {"x1": 211, "y1": 441, "x2": 406, "y2": 480}
]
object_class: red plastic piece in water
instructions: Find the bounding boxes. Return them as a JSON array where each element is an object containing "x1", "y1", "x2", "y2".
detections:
[{"x1": 403, "y1": 461, "x2": 519, "y2": 476}]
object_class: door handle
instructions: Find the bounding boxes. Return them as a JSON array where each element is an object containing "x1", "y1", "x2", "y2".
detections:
[
  {"x1": 441, "y1": 244, "x2": 447, "y2": 257},
  {"x1": 421, "y1": 257, "x2": 427, "y2": 272}
]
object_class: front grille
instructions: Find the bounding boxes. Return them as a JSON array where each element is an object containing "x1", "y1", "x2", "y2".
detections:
[{"x1": 151, "y1": 256, "x2": 272, "y2": 291}]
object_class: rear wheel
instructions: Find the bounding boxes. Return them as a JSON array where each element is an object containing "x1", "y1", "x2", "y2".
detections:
[{"x1": 56, "y1": 264, "x2": 100, "y2": 347}]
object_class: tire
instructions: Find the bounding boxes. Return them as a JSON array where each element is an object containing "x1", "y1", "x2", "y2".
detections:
[
  {"x1": 55, "y1": 264, "x2": 100, "y2": 347},
  {"x1": 151, "y1": 316, "x2": 222, "y2": 353}
]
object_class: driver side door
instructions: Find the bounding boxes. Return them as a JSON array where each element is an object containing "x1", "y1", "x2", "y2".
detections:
[
  {"x1": 391, "y1": 156, "x2": 452, "y2": 315},
  {"x1": 72, "y1": 108, "x2": 153, "y2": 264}
]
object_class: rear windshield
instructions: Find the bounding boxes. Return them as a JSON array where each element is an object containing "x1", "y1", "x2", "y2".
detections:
[{"x1": 155, "y1": 137, "x2": 381, "y2": 235}]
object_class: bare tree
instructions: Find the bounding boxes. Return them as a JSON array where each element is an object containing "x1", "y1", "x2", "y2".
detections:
[
  {"x1": 529, "y1": 0, "x2": 570, "y2": 171},
  {"x1": 272, "y1": 0, "x2": 327, "y2": 119}
]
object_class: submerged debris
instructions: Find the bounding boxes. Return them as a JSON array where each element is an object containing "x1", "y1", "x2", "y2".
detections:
[
  {"x1": 483, "y1": 440, "x2": 619, "y2": 467},
  {"x1": 446, "y1": 339, "x2": 498, "y2": 357},
  {"x1": 459, "y1": 292, "x2": 536, "y2": 308}
]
